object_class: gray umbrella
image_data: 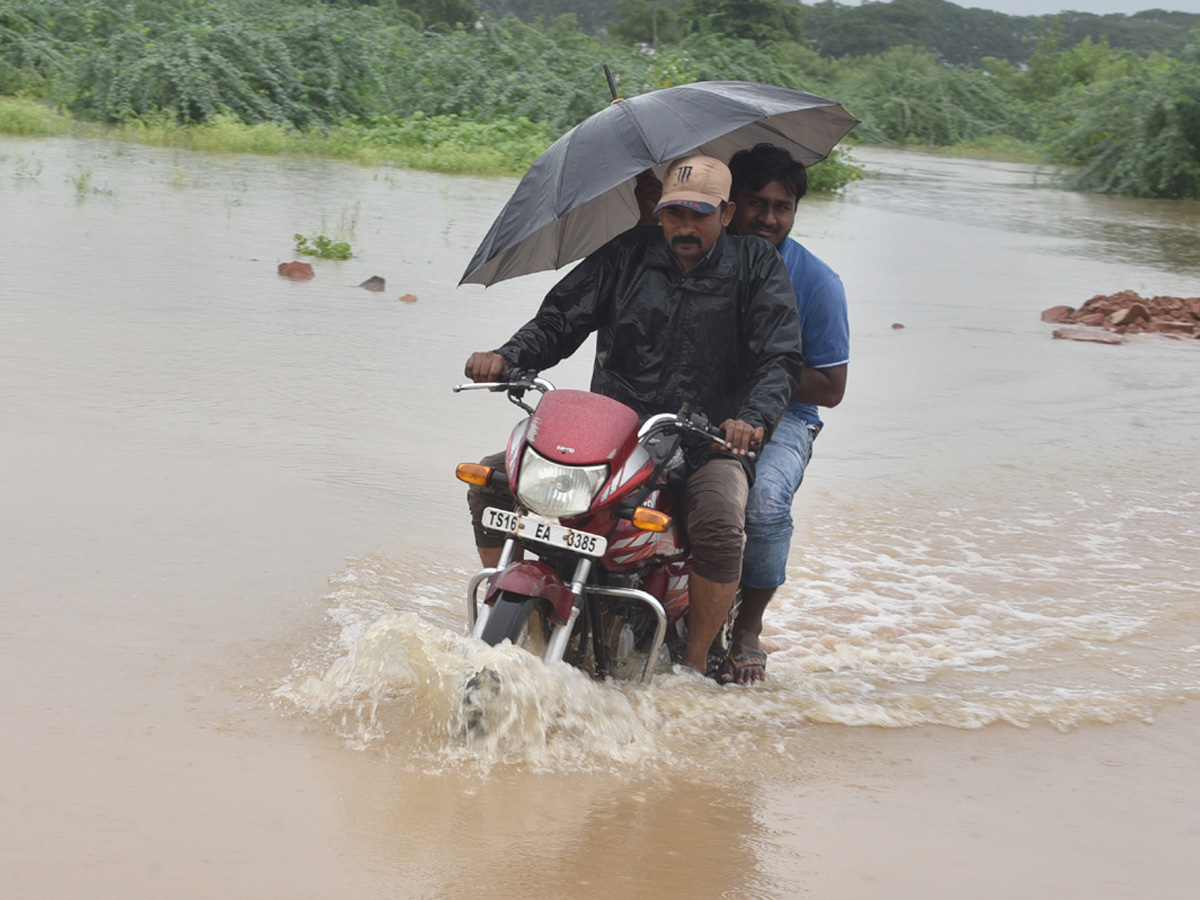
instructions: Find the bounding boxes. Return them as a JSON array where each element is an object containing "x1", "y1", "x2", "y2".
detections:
[{"x1": 460, "y1": 80, "x2": 858, "y2": 286}]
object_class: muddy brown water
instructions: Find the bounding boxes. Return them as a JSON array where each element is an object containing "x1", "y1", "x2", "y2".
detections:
[{"x1": 2, "y1": 138, "x2": 1198, "y2": 899}]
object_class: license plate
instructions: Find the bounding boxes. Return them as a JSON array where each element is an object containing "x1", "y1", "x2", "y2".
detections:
[{"x1": 482, "y1": 507, "x2": 607, "y2": 558}]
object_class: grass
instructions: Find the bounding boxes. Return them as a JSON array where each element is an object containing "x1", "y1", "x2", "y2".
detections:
[
  {"x1": 13, "y1": 152, "x2": 43, "y2": 179},
  {"x1": 0, "y1": 98, "x2": 71, "y2": 135},
  {"x1": 120, "y1": 114, "x2": 296, "y2": 155},
  {"x1": 65, "y1": 163, "x2": 116, "y2": 198},
  {"x1": 0, "y1": 97, "x2": 866, "y2": 188},
  {"x1": 66, "y1": 164, "x2": 93, "y2": 196},
  {"x1": 862, "y1": 134, "x2": 1046, "y2": 165},
  {"x1": 0, "y1": 99, "x2": 549, "y2": 175}
]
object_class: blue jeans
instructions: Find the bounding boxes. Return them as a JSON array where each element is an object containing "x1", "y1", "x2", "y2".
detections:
[{"x1": 741, "y1": 412, "x2": 816, "y2": 590}]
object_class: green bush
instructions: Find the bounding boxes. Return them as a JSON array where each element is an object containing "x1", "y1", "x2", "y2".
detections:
[
  {"x1": 1047, "y1": 56, "x2": 1200, "y2": 199},
  {"x1": 0, "y1": 96, "x2": 69, "y2": 134},
  {"x1": 807, "y1": 147, "x2": 862, "y2": 192},
  {"x1": 832, "y1": 46, "x2": 1022, "y2": 146},
  {"x1": 295, "y1": 231, "x2": 353, "y2": 259}
]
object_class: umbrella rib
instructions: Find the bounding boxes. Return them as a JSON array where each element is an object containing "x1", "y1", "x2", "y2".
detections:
[
  {"x1": 553, "y1": 102, "x2": 643, "y2": 267},
  {"x1": 755, "y1": 121, "x2": 828, "y2": 161},
  {"x1": 621, "y1": 102, "x2": 660, "y2": 166}
]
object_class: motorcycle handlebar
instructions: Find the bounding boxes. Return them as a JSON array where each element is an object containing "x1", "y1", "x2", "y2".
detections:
[
  {"x1": 638, "y1": 412, "x2": 761, "y2": 461},
  {"x1": 452, "y1": 368, "x2": 555, "y2": 415},
  {"x1": 452, "y1": 369, "x2": 555, "y2": 394},
  {"x1": 453, "y1": 381, "x2": 759, "y2": 459}
]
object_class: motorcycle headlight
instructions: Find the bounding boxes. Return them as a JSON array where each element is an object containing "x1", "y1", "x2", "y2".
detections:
[{"x1": 515, "y1": 448, "x2": 608, "y2": 518}]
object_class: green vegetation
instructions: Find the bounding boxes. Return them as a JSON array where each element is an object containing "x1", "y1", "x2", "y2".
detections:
[
  {"x1": 12, "y1": 151, "x2": 43, "y2": 179},
  {"x1": 4, "y1": 0, "x2": 1200, "y2": 198},
  {"x1": 0, "y1": 97, "x2": 69, "y2": 135},
  {"x1": 294, "y1": 231, "x2": 354, "y2": 260},
  {"x1": 66, "y1": 164, "x2": 93, "y2": 197},
  {"x1": 294, "y1": 202, "x2": 360, "y2": 258},
  {"x1": 65, "y1": 164, "x2": 116, "y2": 198},
  {"x1": 1048, "y1": 57, "x2": 1200, "y2": 199},
  {"x1": 807, "y1": 147, "x2": 862, "y2": 192}
]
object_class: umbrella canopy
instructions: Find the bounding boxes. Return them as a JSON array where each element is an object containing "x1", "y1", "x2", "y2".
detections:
[{"x1": 460, "y1": 80, "x2": 858, "y2": 286}]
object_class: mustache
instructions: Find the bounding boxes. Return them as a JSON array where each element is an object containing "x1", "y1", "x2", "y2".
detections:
[{"x1": 671, "y1": 234, "x2": 702, "y2": 247}]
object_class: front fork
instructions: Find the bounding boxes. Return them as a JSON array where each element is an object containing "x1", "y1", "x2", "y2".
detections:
[
  {"x1": 467, "y1": 537, "x2": 590, "y2": 659},
  {"x1": 466, "y1": 537, "x2": 669, "y2": 683},
  {"x1": 465, "y1": 537, "x2": 517, "y2": 635}
]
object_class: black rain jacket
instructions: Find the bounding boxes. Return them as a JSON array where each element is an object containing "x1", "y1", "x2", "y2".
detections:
[{"x1": 495, "y1": 226, "x2": 804, "y2": 441}]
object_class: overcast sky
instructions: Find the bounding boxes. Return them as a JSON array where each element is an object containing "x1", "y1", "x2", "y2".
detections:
[{"x1": 817, "y1": 1, "x2": 1200, "y2": 15}]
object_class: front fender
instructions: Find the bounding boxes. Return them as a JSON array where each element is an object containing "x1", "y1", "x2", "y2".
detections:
[{"x1": 484, "y1": 560, "x2": 575, "y2": 626}]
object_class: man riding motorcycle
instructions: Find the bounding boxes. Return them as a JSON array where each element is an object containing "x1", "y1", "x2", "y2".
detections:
[{"x1": 464, "y1": 154, "x2": 804, "y2": 676}]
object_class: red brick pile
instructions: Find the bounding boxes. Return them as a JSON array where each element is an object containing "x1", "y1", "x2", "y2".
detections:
[{"x1": 1043, "y1": 291, "x2": 1200, "y2": 343}]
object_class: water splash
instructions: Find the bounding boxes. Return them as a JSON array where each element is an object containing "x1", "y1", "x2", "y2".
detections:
[{"x1": 276, "y1": 473, "x2": 1200, "y2": 771}]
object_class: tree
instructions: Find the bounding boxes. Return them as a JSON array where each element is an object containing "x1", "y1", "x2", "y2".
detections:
[
  {"x1": 398, "y1": 0, "x2": 479, "y2": 29},
  {"x1": 610, "y1": 0, "x2": 682, "y2": 50},
  {"x1": 803, "y1": 0, "x2": 927, "y2": 59},
  {"x1": 475, "y1": 1, "x2": 619, "y2": 33},
  {"x1": 681, "y1": 0, "x2": 803, "y2": 45},
  {"x1": 834, "y1": 45, "x2": 1018, "y2": 145},
  {"x1": 1049, "y1": 55, "x2": 1200, "y2": 199},
  {"x1": 337, "y1": 0, "x2": 480, "y2": 29}
]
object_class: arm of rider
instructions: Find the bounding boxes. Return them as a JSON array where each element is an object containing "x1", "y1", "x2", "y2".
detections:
[
  {"x1": 717, "y1": 419, "x2": 765, "y2": 456},
  {"x1": 465, "y1": 351, "x2": 508, "y2": 383},
  {"x1": 793, "y1": 363, "x2": 848, "y2": 408}
]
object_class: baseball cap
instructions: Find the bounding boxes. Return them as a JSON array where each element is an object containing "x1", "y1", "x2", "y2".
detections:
[{"x1": 653, "y1": 155, "x2": 732, "y2": 215}]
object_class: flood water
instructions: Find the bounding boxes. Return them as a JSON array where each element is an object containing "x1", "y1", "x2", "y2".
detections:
[{"x1": 2, "y1": 137, "x2": 1198, "y2": 899}]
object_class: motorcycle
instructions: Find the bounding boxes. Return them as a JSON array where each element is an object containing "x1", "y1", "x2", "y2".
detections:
[{"x1": 454, "y1": 370, "x2": 745, "y2": 684}]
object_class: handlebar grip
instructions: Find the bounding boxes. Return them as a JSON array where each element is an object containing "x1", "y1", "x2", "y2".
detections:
[
  {"x1": 499, "y1": 367, "x2": 538, "y2": 386},
  {"x1": 714, "y1": 431, "x2": 761, "y2": 461}
]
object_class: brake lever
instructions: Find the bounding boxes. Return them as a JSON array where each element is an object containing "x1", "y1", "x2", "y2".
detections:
[{"x1": 452, "y1": 381, "x2": 506, "y2": 392}]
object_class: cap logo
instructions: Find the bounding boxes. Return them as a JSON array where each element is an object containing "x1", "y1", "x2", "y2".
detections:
[{"x1": 652, "y1": 154, "x2": 731, "y2": 216}]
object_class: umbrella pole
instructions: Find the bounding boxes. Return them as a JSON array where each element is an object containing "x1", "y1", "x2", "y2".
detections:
[{"x1": 603, "y1": 64, "x2": 620, "y2": 102}]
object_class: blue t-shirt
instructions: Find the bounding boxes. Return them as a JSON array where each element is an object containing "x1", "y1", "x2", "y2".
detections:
[{"x1": 778, "y1": 236, "x2": 849, "y2": 428}]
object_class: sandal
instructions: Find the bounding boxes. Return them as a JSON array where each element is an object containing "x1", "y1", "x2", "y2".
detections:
[{"x1": 717, "y1": 647, "x2": 768, "y2": 685}]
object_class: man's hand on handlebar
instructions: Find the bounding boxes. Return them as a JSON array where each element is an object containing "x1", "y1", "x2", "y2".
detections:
[
  {"x1": 465, "y1": 351, "x2": 507, "y2": 384},
  {"x1": 717, "y1": 419, "x2": 764, "y2": 456}
]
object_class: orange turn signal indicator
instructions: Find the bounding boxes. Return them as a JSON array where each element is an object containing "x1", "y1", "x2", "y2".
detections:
[
  {"x1": 456, "y1": 463, "x2": 494, "y2": 487},
  {"x1": 631, "y1": 506, "x2": 670, "y2": 533}
]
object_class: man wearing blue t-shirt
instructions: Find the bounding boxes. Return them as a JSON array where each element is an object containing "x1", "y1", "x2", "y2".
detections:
[{"x1": 719, "y1": 143, "x2": 850, "y2": 684}]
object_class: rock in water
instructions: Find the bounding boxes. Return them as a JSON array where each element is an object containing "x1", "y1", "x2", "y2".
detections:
[
  {"x1": 1041, "y1": 305, "x2": 1074, "y2": 323},
  {"x1": 1053, "y1": 327, "x2": 1126, "y2": 345},
  {"x1": 1107, "y1": 303, "x2": 1149, "y2": 326},
  {"x1": 278, "y1": 261, "x2": 315, "y2": 280}
]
